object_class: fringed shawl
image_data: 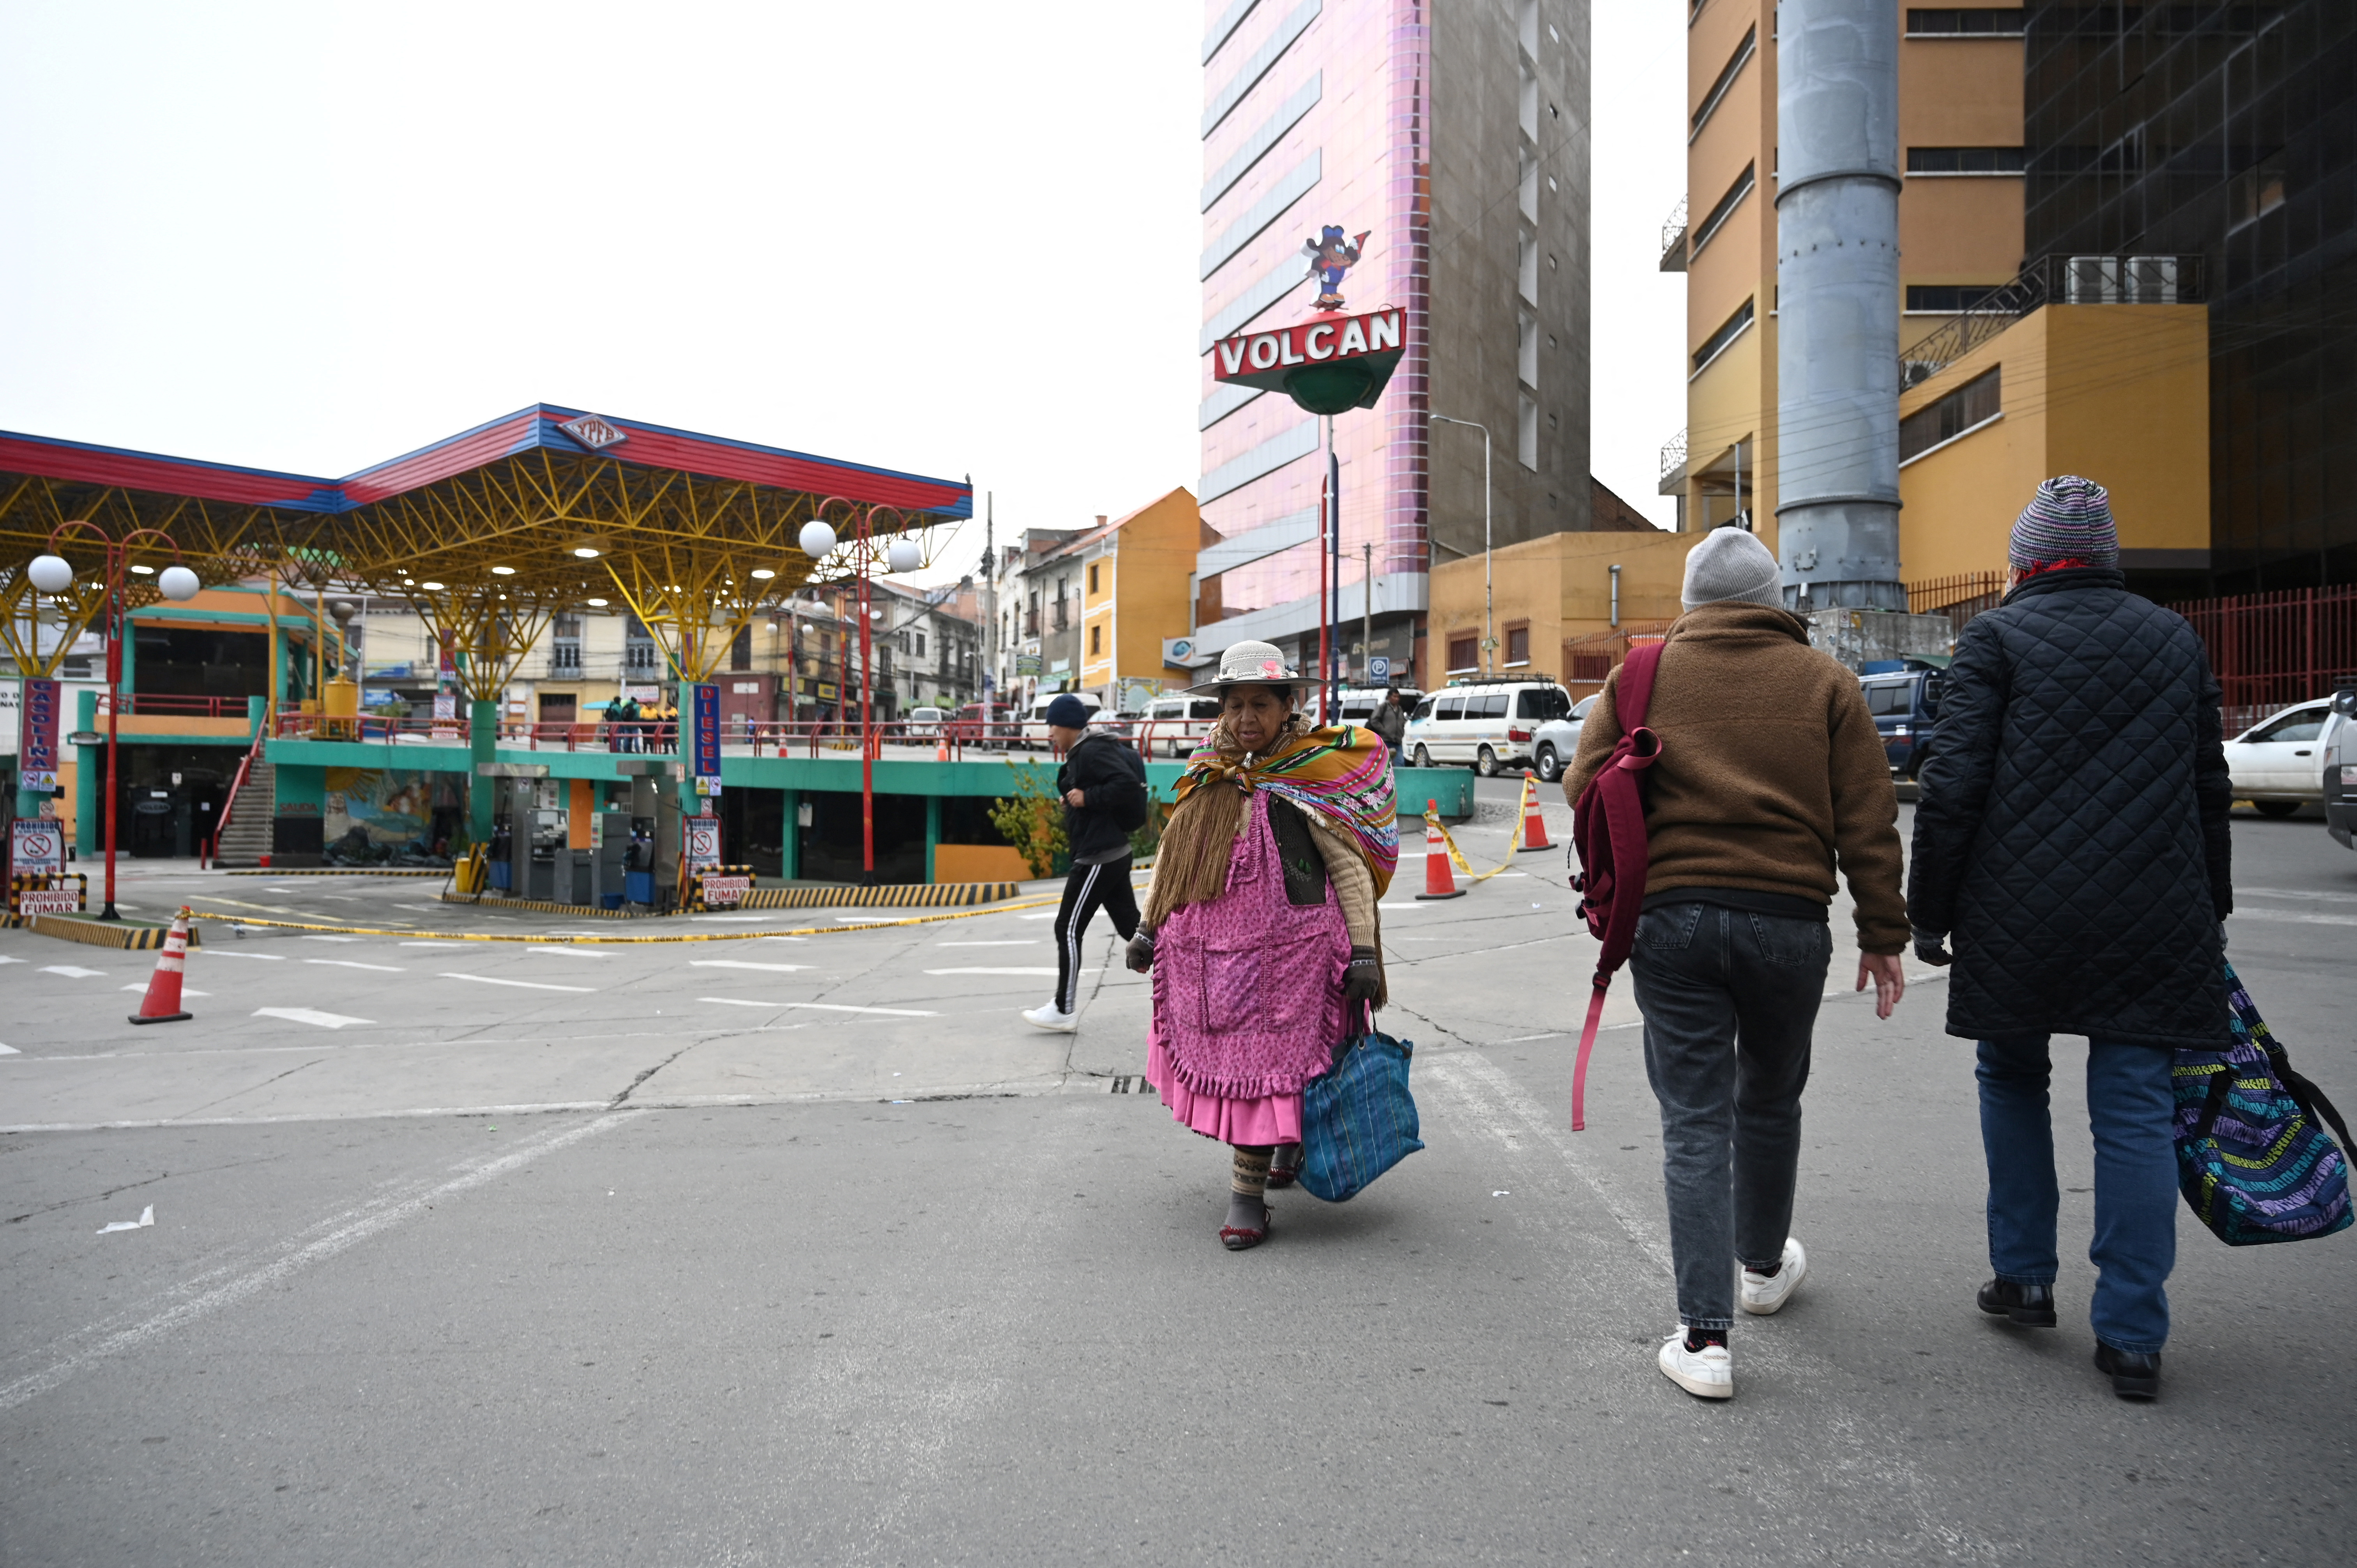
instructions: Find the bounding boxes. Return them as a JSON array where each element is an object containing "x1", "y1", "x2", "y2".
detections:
[{"x1": 1145, "y1": 720, "x2": 1397, "y2": 926}]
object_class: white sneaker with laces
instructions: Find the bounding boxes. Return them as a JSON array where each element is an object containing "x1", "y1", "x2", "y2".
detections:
[
  {"x1": 1658, "y1": 1326, "x2": 1733, "y2": 1399},
  {"x1": 1739, "y1": 1236, "x2": 1808, "y2": 1315},
  {"x1": 1021, "y1": 1003, "x2": 1078, "y2": 1033}
]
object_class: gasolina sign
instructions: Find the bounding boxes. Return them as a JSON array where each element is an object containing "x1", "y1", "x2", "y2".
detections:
[{"x1": 1211, "y1": 306, "x2": 1406, "y2": 415}]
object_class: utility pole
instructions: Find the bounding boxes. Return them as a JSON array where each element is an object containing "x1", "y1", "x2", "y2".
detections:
[
  {"x1": 1361, "y1": 540, "x2": 1373, "y2": 685},
  {"x1": 980, "y1": 489, "x2": 995, "y2": 713}
]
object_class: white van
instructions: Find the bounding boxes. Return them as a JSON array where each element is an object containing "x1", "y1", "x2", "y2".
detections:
[
  {"x1": 1402, "y1": 678, "x2": 1574, "y2": 775},
  {"x1": 1140, "y1": 694, "x2": 1223, "y2": 757},
  {"x1": 1017, "y1": 692, "x2": 1102, "y2": 750}
]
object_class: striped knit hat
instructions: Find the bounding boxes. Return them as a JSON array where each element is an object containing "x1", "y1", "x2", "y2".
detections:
[{"x1": 2010, "y1": 476, "x2": 2118, "y2": 571}]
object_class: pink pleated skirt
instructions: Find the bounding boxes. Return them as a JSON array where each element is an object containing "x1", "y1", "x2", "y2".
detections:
[{"x1": 1145, "y1": 1031, "x2": 1303, "y2": 1146}]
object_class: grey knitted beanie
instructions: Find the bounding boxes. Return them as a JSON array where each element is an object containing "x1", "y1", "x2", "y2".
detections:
[
  {"x1": 1681, "y1": 526, "x2": 1785, "y2": 610},
  {"x1": 2009, "y1": 475, "x2": 2118, "y2": 570}
]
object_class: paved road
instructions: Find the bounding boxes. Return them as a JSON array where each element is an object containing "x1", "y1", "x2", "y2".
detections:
[{"x1": 2, "y1": 809, "x2": 2351, "y2": 1564}]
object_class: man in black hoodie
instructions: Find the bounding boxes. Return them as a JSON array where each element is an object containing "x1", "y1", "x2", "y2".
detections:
[{"x1": 1023, "y1": 694, "x2": 1148, "y2": 1032}]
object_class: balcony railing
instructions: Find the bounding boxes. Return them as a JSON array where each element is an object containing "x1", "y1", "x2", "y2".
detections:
[
  {"x1": 1660, "y1": 196, "x2": 1688, "y2": 273},
  {"x1": 101, "y1": 692, "x2": 256, "y2": 718},
  {"x1": 1659, "y1": 428, "x2": 1687, "y2": 484},
  {"x1": 1900, "y1": 253, "x2": 2205, "y2": 387}
]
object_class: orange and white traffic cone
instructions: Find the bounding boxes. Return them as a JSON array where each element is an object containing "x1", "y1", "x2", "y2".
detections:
[
  {"x1": 1413, "y1": 800, "x2": 1464, "y2": 900},
  {"x1": 935, "y1": 734, "x2": 950, "y2": 761},
  {"x1": 1517, "y1": 773, "x2": 1554, "y2": 852},
  {"x1": 128, "y1": 908, "x2": 195, "y2": 1025}
]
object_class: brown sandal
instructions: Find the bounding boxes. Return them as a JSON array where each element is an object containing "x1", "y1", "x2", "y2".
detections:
[{"x1": 1219, "y1": 1202, "x2": 1272, "y2": 1251}]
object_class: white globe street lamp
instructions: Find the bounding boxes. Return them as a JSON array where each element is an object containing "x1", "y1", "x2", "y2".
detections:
[
  {"x1": 798, "y1": 520, "x2": 837, "y2": 557},
  {"x1": 157, "y1": 565, "x2": 201, "y2": 602},
  {"x1": 28, "y1": 553, "x2": 73, "y2": 593},
  {"x1": 886, "y1": 538, "x2": 922, "y2": 574}
]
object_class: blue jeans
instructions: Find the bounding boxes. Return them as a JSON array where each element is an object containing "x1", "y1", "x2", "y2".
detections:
[
  {"x1": 1977, "y1": 1035, "x2": 2178, "y2": 1354},
  {"x1": 1630, "y1": 902, "x2": 1832, "y2": 1330}
]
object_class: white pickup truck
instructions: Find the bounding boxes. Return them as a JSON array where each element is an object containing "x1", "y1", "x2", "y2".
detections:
[{"x1": 2323, "y1": 688, "x2": 2357, "y2": 851}]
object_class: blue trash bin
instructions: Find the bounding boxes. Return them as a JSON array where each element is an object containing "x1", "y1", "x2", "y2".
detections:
[
  {"x1": 490, "y1": 860, "x2": 512, "y2": 892},
  {"x1": 625, "y1": 870, "x2": 654, "y2": 905}
]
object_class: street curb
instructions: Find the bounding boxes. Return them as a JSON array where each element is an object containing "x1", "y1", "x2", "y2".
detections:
[
  {"x1": 225, "y1": 867, "x2": 449, "y2": 878},
  {"x1": 735, "y1": 882, "x2": 1021, "y2": 909},
  {"x1": 30, "y1": 915, "x2": 202, "y2": 950}
]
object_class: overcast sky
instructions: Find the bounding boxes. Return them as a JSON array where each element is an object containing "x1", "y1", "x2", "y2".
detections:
[{"x1": 0, "y1": 2, "x2": 1688, "y2": 581}]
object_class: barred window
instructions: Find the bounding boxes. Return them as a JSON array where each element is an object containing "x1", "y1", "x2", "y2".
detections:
[
  {"x1": 1907, "y1": 146, "x2": 2025, "y2": 174},
  {"x1": 1906, "y1": 9, "x2": 2025, "y2": 35},
  {"x1": 1899, "y1": 368, "x2": 2002, "y2": 463}
]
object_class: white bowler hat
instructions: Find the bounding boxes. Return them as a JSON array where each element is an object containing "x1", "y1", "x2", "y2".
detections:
[{"x1": 1185, "y1": 639, "x2": 1302, "y2": 696}]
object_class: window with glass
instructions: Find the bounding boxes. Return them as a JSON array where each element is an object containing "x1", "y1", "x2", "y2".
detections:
[
  {"x1": 1446, "y1": 635, "x2": 1478, "y2": 671},
  {"x1": 1517, "y1": 687, "x2": 1571, "y2": 720},
  {"x1": 1505, "y1": 626, "x2": 1530, "y2": 665},
  {"x1": 1899, "y1": 367, "x2": 2002, "y2": 462},
  {"x1": 1906, "y1": 9, "x2": 2025, "y2": 35},
  {"x1": 1907, "y1": 147, "x2": 2025, "y2": 174}
]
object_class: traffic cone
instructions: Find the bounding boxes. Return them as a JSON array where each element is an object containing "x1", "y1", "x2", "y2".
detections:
[
  {"x1": 128, "y1": 908, "x2": 195, "y2": 1025},
  {"x1": 935, "y1": 734, "x2": 950, "y2": 761},
  {"x1": 1517, "y1": 773, "x2": 1554, "y2": 852},
  {"x1": 1413, "y1": 800, "x2": 1464, "y2": 900}
]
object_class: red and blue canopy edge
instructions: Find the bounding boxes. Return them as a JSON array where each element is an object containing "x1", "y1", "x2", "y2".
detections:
[{"x1": 0, "y1": 403, "x2": 972, "y2": 519}]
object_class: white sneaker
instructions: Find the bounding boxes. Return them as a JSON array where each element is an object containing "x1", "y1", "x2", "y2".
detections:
[
  {"x1": 1020, "y1": 1003, "x2": 1077, "y2": 1033},
  {"x1": 1658, "y1": 1326, "x2": 1733, "y2": 1399},
  {"x1": 1739, "y1": 1236, "x2": 1808, "y2": 1315}
]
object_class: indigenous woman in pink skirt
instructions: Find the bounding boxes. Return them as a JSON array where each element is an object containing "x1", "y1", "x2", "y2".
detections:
[{"x1": 1125, "y1": 641, "x2": 1398, "y2": 1250}]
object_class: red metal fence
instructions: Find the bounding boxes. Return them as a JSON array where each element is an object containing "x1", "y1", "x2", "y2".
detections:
[
  {"x1": 2175, "y1": 585, "x2": 2357, "y2": 735},
  {"x1": 1908, "y1": 572, "x2": 2007, "y2": 634}
]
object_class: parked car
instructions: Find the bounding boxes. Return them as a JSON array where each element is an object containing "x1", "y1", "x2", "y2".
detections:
[
  {"x1": 1401, "y1": 677, "x2": 1573, "y2": 775},
  {"x1": 1139, "y1": 694, "x2": 1223, "y2": 757},
  {"x1": 1332, "y1": 685, "x2": 1423, "y2": 727},
  {"x1": 944, "y1": 701, "x2": 1020, "y2": 750},
  {"x1": 905, "y1": 705, "x2": 946, "y2": 738},
  {"x1": 1859, "y1": 664, "x2": 1946, "y2": 779},
  {"x1": 2224, "y1": 697, "x2": 2336, "y2": 816},
  {"x1": 1530, "y1": 694, "x2": 1598, "y2": 784},
  {"x1": 1016, "y1": 692, "x2": 1103, "y2": 749},
  {"x1": 2324, "y1": 688, "x2": 2357, "y2": 850}
]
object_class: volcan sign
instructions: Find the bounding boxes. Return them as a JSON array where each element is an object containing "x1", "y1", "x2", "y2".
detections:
[
  {"x1": 16, "y1": 677, "x2": 60, "y2": 792},
  {"x1": 1210, "y1": 305, "x2": 1406, "y2": 415}
]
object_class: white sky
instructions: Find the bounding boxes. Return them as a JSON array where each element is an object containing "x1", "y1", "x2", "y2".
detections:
[{"x1": 0, "y1": 2, "x2": 1688, "y2": 584}]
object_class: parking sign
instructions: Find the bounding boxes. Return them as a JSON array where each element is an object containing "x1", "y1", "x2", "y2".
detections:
[{"x1": 1368, "y1": 655, "x2": 1391, "y2": 683}]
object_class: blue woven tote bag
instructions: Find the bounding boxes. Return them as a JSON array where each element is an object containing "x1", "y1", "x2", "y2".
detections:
[
  {"x1": 2173, "y1": 962, "x2": 2353, "y2": 1246},
  {"x1": 1300, "y1": 1023, "x2": 1424, "y2": 1204}
]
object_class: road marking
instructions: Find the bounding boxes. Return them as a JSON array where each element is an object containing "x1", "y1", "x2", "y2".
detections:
[
  {"x1": 399, "y1": 941, "x2": 469, "y2": 948},
  {"x1": 525, "y1": 946, "x2": 610, "y2": 958},
  {"x1": 2229, "y1": 907, "x2": 2357, "y2": 927},
  {"x1": 39, "y1": 966, "x2": 106, "y2": 978},
  {"x1": 200, "y1": 950, "x2": 284, "y2": 959},
  {"x1": 0, "y1": 1111, "x2": 634, "y2": 1413},
  {"x1": 300, "y1": 935, "x2": 365, "y2": 944},
  {"x1": 936, "y1": 940, "x2": 1041, "y2": 946},
  {"x1": 832, "y1": 915, "x2": 920, "y2": 925},
  {"x1": 2239, "y1": 885, "x2": 2357, "y2": 903},
  {"x1": 254, "y1": 1006, "x2": 373, "y2": 1029},
  {"x1": 690, "y1": 959, "x2": 813, "y2": 973},
  {"x1": 121, "y1": 984, "x2": 211, "y2": 997},
  {"x1": 304, "y1": 959, "x2": 405, "y2": 972},
  {"x1": 700, "y1": 997, "x2": 938, "y2": 1017},
  {"x1": 1017, "y1": 912, "x2": 1058, "y2": 920},
  {"x1": 924, "y1": 967, "x2": 1059, "y2": 976},
  {"x1": 438, "y1": 973, "x2": 597, "y2": 992},
  {"x1": 0, "y1": 956, "x2": 22, "y2": 965}
]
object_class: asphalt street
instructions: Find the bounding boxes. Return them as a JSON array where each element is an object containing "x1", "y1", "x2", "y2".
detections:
[{"x1": 2, "y1": 796, "x2": 2351, "y2": 1565}]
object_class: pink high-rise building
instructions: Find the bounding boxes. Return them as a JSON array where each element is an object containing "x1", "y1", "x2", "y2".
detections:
[{"x1": 1193, "y1": 0, "x2": 1592, "y2": 689}]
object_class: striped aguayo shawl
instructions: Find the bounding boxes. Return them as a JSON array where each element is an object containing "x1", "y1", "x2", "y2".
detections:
[{"x1": 1173, "y1": 724, "x2": 1399, "y2": 896}]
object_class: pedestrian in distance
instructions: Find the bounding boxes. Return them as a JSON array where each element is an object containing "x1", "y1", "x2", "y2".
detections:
[
  {"x1": 1908, "y1": 476, "x2": 2233, "y2": 1403},
  {"x1": 1368, "y1": 685, "x2": 1408, "y2": 766},
  {"x1": 1125, "y1": 641, "x2": 1398, "y2": 1249},
  {"x1": 1022, "y1": 694, "x2": 1150, "y2": 1033},
  {"x1": 1563, "y1": 527, "x2": 1908, "y2": 1400},
  {"x1": 605, "y1": 693, "x2": 633, "y2": 753}
]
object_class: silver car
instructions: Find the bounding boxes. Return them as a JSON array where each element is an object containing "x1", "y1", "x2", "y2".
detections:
[{"x1": 1530, "y1": 694, "x2": 1598, "y2": 784}]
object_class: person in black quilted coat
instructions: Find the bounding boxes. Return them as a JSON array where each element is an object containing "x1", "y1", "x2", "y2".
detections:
[{"x1": 1909, "y1": 476, "x2": 2232, "y2": 1403}]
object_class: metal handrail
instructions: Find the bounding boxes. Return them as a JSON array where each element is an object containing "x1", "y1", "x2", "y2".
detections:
[{"x1": 1899, "y1": 253, "x2": 2206, "y2": 387}]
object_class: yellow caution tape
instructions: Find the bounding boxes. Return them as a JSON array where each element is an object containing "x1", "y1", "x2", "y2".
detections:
[
  {"x1": 1433, "y1": 784, "x2": 1528, "y2": 885},
  {"x1": 181, "y1": 897, "x2": 1062, "y2": 945}
]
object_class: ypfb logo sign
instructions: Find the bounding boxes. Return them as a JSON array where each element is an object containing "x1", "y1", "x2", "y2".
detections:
[{"x1": 1211, "y1": 306, "x2": 1406, "y2": 417}]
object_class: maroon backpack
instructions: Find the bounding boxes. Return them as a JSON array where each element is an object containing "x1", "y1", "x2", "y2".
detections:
[{"x1": 1567, "y1": 641, "x2": 1665, "y2": 1130}]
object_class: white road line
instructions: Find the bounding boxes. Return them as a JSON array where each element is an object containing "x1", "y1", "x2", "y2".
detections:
[
  {"x1": 2239, "y1": 885, "x2": 2357, "y2": 903},
  {"x1": 438, "y1": 973, "x2": 596, "y2": 992},
  {"x1": 2229, "y1": 907, "x2": 2357, "y2": 928},
  {"x1": 699, "y1": 997, "x2": 938, "y2": 1017},
  {"x1": 304, "y1": 959, "x2": 405, "y2": 972},
  {"x1": 525, "y1": 946, "x2": 609, "y2": 958},
  {"x1": 936, "y1": 940, "x2": 1041, "y2": 947},
  {"x1": 0, "y1": 1045, "x2": 17, "y2": 1056},
  {"x1": 39, "y1": 966, "x2": 106, "y2": 978},
  {"x1": 689, "y1": 959, "x2": 812, "y2": 973},
  {"x1": 925, "y1": 967, "x2": 1059, "y2": 976},
  {"x1": 253, "y1": 1006, "x2": 373, "y2": 1029},
  {"x1": 399, "y1": 941, "x2": 469, "y2": 948},
  {"x1": 0, "y1": 956, "x2": 23, "y2": 965},
  {"x1": 0, "y1": 1111, "x2": 634, "y2": 1414},
  {"x1": 1017, "y1": 912, "x2": 1057, "y2": 920},
  {"x1": 299, "y1": 935, "x2": 364, "y2": 944},
  {"x1": 200, "y1": 950, "x2": 284, "y2": 959}
]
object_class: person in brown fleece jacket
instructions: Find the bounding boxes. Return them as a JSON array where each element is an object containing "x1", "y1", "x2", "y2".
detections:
[{"x1": 1562, "y1": 526, "x2": 1908, "y2": 1402}]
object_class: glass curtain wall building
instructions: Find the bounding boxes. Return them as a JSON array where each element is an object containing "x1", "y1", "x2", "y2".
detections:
[
  {"x1": 2025, "y1": 2, "x2": 2356, "y2": 592},
  {"x1": 1194, "y1": 0, "x2": 1590, "y2": 689}
]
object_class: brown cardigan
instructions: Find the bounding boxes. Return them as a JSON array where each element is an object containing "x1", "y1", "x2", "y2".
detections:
[{"x1": 1562, "y1": 600, "x2": 1910, "y2": 955}]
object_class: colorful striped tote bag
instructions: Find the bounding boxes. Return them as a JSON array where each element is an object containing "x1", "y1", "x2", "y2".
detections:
[
  {"x1": 1300, "y1": 1023, "x2": 1424, "y2": 1203},
  {"x1": 2172, "y1": 962, "x2": 2353, "y2": 1246}
]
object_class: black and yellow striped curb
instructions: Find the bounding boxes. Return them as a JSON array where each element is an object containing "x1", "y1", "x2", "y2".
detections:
[
  {"x1": 225, "y1": 867, "x2": 449, "y2": 878},
  {"x1": 182, "y1": 896, "x2": 1055, "y2": 946},
  {"x1": 732, "y1": 882, "x2": 1022, "y2": 909},
  {"x1": 30, "y1": 915, "x2": 201, "y2": 950},
  {"x1": 438, "y1": 892, "x2": 651, "y2": 918}
]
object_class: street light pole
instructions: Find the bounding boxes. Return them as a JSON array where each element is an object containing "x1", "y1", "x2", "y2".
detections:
[
  {"x1": 27, "y1": 525, "x2": 199, "y2": 919},
  {"x1": 1431, "y1": 416, "x2": 1493, "y2": 675}
]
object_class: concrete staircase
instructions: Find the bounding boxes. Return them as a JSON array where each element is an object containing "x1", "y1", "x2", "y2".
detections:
[{"x1": 213, "y1": 755, "x2": 276, "y2": 868}]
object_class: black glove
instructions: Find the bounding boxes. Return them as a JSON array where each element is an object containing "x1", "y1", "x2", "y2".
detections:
[
  {"x1": 1912, "y1": 926, "x2": 1953, "y2": 968},
  {"x1": 1343, "y1": 945, "x2": 1382, "y2": 1005},
  {"x1": 1125, "y1": 931, "x2": 1156, "y2": 973}
]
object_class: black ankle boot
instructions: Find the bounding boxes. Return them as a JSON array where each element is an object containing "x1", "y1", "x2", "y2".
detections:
[
  {"x1": 2093, "y1": 1343, "x2": 2161, "y2": 1400},
  {"x1": 1976, "y1": 1278, "x2": 2058, "y2": 1327}
]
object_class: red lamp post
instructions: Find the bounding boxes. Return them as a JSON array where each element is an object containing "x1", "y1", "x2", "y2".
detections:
[
  {"x1": 801, "y1": 500, "x2": 921, "y2": 881},
  {"x1": 27, "y1": 523, "x2": 199, "y2": 920}
]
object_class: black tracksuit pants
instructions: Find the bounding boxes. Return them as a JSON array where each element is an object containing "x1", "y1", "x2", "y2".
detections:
[{"x1": 1053, "y1": 855, "x2": 1139, "y2": 1013}]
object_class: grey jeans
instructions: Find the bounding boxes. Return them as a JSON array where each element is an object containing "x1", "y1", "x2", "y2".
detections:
[{"x1": 1629, "y1": 901, "x2": 1832, "y2": 1329}]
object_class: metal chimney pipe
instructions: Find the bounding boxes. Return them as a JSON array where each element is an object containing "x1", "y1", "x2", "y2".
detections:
[{"x1": 1775, "y1": 0, "x2": 1906, "y2": 610}]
